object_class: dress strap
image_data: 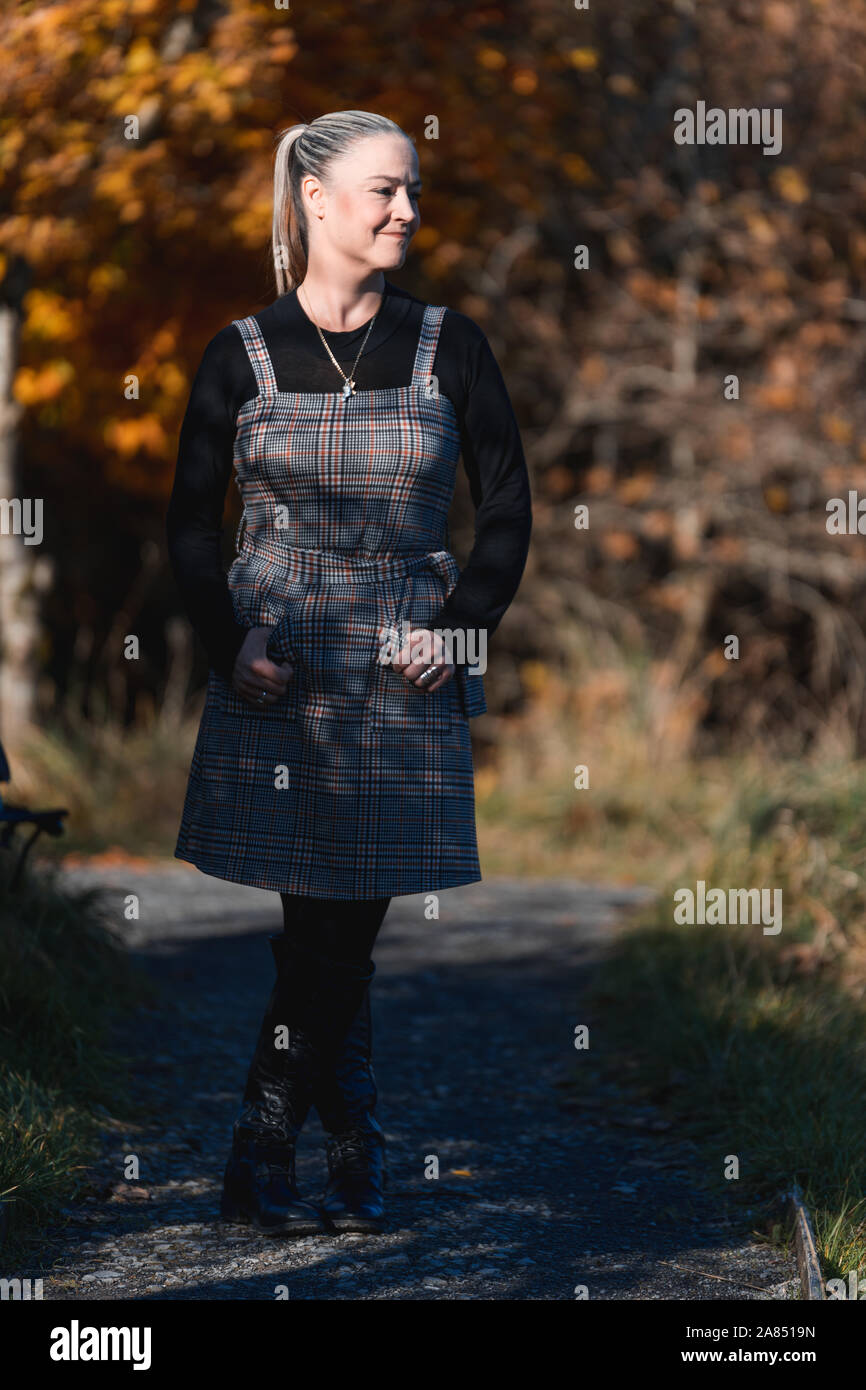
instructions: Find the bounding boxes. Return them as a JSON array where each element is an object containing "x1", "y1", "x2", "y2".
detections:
[
  {"x1": 411, "y1": 304, "x2": 447, "y2": 392},
  {"x1": 232, "y1": 315, "x2": 278, "y2": 397}
]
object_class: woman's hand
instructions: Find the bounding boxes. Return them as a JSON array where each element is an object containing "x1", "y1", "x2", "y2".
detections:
[
  {"x1": 231, "y1": 627, "x2": 294, "y2": 707},
  {"x1": 391, "y1": 627, "x2": 455, "y2": 692}
]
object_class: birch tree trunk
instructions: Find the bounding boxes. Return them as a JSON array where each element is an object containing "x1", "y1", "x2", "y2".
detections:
[{"x1": 0, "y1": 259, "x2": 51, "y2": 742}]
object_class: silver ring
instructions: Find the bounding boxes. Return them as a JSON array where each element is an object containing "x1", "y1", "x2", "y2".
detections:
[
  {"x1": 417, "y1": 665, "x2": 439, "y2": 686},
  {"x1": 257, "y1": 689, "x2": 267, "y2": 704}
]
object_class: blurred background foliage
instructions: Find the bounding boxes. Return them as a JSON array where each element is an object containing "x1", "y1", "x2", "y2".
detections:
[{"x1": 3, "y1": 0, "x2": 866, "y2": 763}]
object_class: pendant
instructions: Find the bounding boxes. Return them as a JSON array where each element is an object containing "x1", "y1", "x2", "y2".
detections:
[{"x1": 342, "y1": 378, "x2": 355, "y2": 399}]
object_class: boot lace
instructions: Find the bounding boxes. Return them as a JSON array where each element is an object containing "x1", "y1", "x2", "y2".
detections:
[{"x1": 329, "y1": 1127, "x2": 380, "y2": 1177}]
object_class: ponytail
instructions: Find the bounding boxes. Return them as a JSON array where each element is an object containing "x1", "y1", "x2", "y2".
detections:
[
  {"x1": 272, "y1": 124, "x2": 308, "y2": 297},
  {"x1": 270, "y1": 110, "x2": 413, "y2": 297}
]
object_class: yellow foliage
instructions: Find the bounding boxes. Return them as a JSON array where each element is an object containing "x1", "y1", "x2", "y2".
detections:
[
  {"x1": 119, "y1": 199, "x2": 146, "y2": 224},
  {"x1": 268, "y1": 42, "x2": 299, "y2": 65},
  {"x1": 193, "y1": 82, "x2": 235, "y2": 125},
  {"x1": 608, "y1": 232, "x2": 637, "y2": 265},
  {"x1": 520, "y1": 661, "x2": 552, "y2": 697},
  {"x1": 414, "y1": 226, "x2": 440, "y2": 250},
  {"x1": 104, "y1": 414, "x2": 168, "y2": 458},
  {"x1": 763, "y1": 485, "x2": 790, "y2": 513},
  {"x1": 773, "y1": 166, "x2": 809, "y2": 204},
  {"x1": 89, "y1": 264, "x2": 128, "y2": 296},
  {"x1": 126, "y1": 38, "x2": 158, "y2": 76},
  {"x1": 745, "y1": 212, "x2": 778, "y2": 245},
  {"x1": 230, "y1": 196, "x2": 273, "y2": 244},
  {"x1": 220, "y1": 62, "x2": 255, "y2": 87},
  {"x1": 625, "y1": 269, "x2": 665, "y2": 307},
  {"x1": 0, "y1": 127, "x2": 25, "y2": 169},
  {"x1": 512, "y1": 69, "x2": 538, "y2": 95},
  {"x1": 154, "y1": 362, "x2": 188, "y2": 399},
  {"x1": 14, "y1": 361, "x2": 75, "y2": 405},
  {"x1": 150, "y1": 325, "x2": 179, "y2": 358},
  {"x1": 822, "y1": 414, "x2": 852, "y2": 444},
  {"x1": 23, "y1": 290, "x2": 78, "y2": 342},
  {"x1": 561, "y1": 153, "x2": 595, "y2": 185},
  {"x1": 567, "y1": 48, "x2": 599, "y2": 70},
  {"x1": 758, "y1": 384, "x2": 797, "y2": 410},
  {"x1": 703, "y1": 648, "x2": 730, "y2": 678},
  {"x1": 617, "y1": 472, "x2": 656, "y2": 504},
  {"x1": 580, "y1": 355, "x2": 607, "y2": 385},
  {"x1": 474, "y1": 765, "x2": 499, "y2": 800},
  {"x1": 94, "y1": 164, "x2": 135, "y2": 204},
  {"x1": 477, "y1": 47, "x2": 507, "y2": 70}
]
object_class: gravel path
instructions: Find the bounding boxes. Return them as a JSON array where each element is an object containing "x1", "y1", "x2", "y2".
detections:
[{"x1": 20, "y1": 865, "x2": 797, "y2": 1301}]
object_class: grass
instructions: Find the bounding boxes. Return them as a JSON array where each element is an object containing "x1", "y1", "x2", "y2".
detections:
[
  {"x1": 0, "y1": 849, "x2": 150, "y2": 1254},
  {"x1": 580, "y1": 763, "x2": 866, "y2": 1282},
  {"x1": 5, "y1": 700, "x2": 199, "y2": 861}
]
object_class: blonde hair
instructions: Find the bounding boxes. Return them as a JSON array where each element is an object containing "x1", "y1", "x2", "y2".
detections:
[{"x1": 272, "y1": 110, "x2": 414, "y2": 297}]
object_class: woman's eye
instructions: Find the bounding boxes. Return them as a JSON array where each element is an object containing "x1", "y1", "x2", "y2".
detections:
[{"x1": 375, "y1": 188, "x2": 421, "y2": 199}]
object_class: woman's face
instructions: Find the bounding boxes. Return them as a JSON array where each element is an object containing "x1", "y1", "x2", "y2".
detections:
[{"x1": 303, "y1": 133, "x2": 421, "y2": 273}]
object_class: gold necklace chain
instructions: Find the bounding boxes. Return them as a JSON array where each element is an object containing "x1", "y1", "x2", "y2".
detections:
[{"x1": 299, "y1": 283, "x2": 381, "y2": 401}]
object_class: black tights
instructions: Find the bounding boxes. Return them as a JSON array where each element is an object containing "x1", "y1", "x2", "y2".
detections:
[{"x1": 279, "y1": 893, "x2": 391, "y2": 970}]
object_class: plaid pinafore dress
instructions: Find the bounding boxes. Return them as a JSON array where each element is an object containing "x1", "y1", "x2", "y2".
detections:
[{"x1": 174, "y1": 303, "x2": 487, "y2": 899}]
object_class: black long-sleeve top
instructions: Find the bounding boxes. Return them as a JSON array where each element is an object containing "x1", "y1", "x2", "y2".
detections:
[{"x1": 166, "y1": 278, "x2": 532, "y2": 683}]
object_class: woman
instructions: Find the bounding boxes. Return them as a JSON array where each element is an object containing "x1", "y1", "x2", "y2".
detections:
[{"x1": 166, "y1": 110, "x2": 532, "y2": 1237}]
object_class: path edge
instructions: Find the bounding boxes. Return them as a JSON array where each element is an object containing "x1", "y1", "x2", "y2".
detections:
[{"x1": 789, "y1": 1183, "x2": 824, "y2": 1300}]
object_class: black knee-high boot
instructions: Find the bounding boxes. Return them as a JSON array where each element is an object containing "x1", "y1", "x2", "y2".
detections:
[
  {"x1": 220, "y1": 935, "x2": 374, "y2": 1234},
  {"x1": 313, "y1": 985, "x2": 387, "y2": 1234},
  {"x1": 220, "y1": 936, "x2": 324, "y2": 1233}
]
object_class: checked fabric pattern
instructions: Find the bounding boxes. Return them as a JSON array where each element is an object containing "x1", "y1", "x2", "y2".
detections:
[{"x1": 174, "y1": 303, "x2": 487, "y2": 898}]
